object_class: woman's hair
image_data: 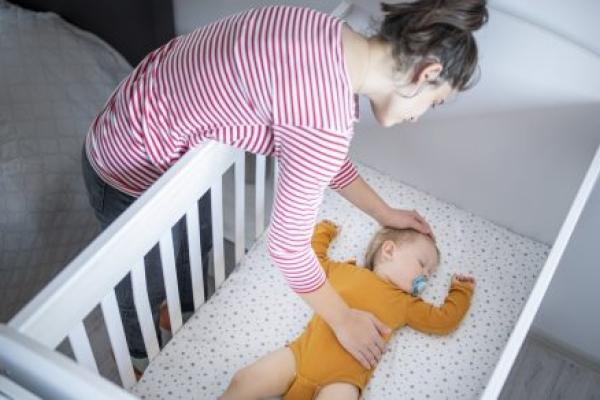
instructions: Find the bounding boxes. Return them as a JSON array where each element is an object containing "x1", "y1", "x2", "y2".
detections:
[
  {"x1": 363, "y1": 227, "x2": 441, "y2": 270},
  {"x1": 376, "y1": 0, "x2": 489, "y2": 91}
]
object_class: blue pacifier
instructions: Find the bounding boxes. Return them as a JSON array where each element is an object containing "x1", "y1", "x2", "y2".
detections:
[{"x1": 411, "y1": 275, "x2": 428, "y2": 296}]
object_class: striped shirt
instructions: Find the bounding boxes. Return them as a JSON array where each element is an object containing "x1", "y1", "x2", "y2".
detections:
[{"x1": 85, "y1": 5, "x2": 360, "y2": 293}]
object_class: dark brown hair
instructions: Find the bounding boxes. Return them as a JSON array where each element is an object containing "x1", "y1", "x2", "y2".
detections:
[{"x1": 377, "y1": 0, "x2": 488, "y2": 91}]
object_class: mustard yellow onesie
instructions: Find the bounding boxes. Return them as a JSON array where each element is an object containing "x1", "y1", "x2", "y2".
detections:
[{"x1": 283, "y1": 221, "x2": 474, "y2": 399}]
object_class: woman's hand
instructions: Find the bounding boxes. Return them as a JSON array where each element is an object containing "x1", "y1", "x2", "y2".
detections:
[
  {"x1": 330, "y1": 308, "x2": 392, "y2": 369},
  {"x1": 377, "y1": 207, "x2": 435, "y2": 241}
]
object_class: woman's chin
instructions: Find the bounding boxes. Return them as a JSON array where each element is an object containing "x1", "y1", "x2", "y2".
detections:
[
  {"x1": 383, "y1": 119, "x2": 403, "y2": 128},
  {"x1": 375, "y1": 115, "x2": 398, "y2": 128}
]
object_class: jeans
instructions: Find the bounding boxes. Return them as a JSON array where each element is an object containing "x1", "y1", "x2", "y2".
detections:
[{"x1": 81, "y1": 145, "x2": 212, "y2": 358}]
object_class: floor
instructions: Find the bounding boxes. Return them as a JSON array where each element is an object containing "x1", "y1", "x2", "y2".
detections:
[
  {"x1": 500, "y1": 334, "x2": 600, "y2": 399},
  {"x1": 15, "y1": 236, "x2": 600, "y2": 399}
]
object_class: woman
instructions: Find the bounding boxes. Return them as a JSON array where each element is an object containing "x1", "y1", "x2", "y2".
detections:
[{"x1": 81, "y1": 0, "x2": 488, "y2": 373}]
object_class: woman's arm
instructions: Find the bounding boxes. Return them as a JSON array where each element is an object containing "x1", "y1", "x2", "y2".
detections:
[
  {"x1": 335, "y1": 175, "x2": 392, "y2": 225},
  {"x1": 335, "y1": 173, "x2": 436, "y2": 240},
  {"x1": 298, "y1": 281, "x2": 390, "y2": 369},
  {"x1": 267, "y1": 126, "x2": 391, "y2": 369}
]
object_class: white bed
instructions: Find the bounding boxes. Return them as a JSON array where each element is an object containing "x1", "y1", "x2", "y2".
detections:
[{"x1": 0, "y1": 0, "x2": 131, "y2": 321}]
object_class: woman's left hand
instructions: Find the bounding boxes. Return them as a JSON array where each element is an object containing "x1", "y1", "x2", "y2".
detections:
[{"x1": 377, "y1": 207, "x2": 436, "y2": 241}]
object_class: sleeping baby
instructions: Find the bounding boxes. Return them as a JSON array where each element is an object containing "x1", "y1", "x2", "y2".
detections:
[{"x1": 220, "y1": 219, "x2": 475, "y2": 400}]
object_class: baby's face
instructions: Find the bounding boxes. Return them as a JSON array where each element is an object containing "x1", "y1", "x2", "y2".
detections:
[{"x1": 382, "y1": 236, "x2": 438, "y2": 294}]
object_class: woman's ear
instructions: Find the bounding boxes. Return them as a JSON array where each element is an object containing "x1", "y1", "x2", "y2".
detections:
[{"x1": 415, "y1": 61, "x2": 443, "y2": 85}]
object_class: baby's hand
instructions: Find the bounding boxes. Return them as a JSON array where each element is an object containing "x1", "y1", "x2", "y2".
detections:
[
  {"x1": 451, "y1": 273, "x2": 476, "y2": 290},
  {"x1": 321, "y1": 219, "x2": 340, "y2": 234}
]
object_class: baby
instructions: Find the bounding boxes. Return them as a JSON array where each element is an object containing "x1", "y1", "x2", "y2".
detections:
[{"x1": 220, "y1": 219, "x2": 475, "y2": 400}]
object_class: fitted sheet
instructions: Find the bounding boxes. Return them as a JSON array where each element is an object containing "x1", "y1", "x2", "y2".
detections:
[{"x1": 133, "y1": 162, "x2": 550, "y2": 400}]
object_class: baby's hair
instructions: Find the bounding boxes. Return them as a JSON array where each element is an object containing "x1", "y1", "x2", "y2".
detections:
[{"x1": 363, "y1": 227, "x2": 441, "y2": 271}]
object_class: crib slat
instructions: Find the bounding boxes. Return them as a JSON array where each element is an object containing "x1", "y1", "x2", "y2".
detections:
[
  {"x1": 100, "y1": 291, "x2": 136, "y2": 389},
  {"x1": 234, "y1": 151, "x2": 246, "y2": 265},
  {"x1": 186, "y1": 204, "x2": 205, "y2": 310},
  {"x1": 211, "y1": 179, "x2": 226, "y2": 287},
  {"x1": 159, "y1": 231, "x2": 183, "y2": 333},
  {"x1": 255, "y1": 155, "x2": 266, "y2": 238},
  {"x1": 130, "y1": 260, "x2": 160, "y2": 360},
  {"x1": 67, "y1": 321, "x2": 98, "y2": 374}
]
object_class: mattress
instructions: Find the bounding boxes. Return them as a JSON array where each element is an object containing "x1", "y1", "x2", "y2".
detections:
[{"x1": 133, "y1": 162, "x2": 550, "y2": 400}]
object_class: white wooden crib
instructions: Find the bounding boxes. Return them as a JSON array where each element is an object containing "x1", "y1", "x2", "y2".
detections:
[
  {"x1": 1, "y1": 142, "x2": 599, "y2": 400},
  {"x1": 0, "y1": 142, "x2": 255, "y2": 399}
]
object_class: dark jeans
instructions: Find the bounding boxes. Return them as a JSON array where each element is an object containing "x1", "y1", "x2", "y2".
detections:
[{"x1": 81, "y1": 145, "x2": 212, "y2": 358}]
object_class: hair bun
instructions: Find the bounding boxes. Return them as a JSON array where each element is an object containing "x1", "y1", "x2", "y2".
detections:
[{"x1": 381, "y1": 0, "x2": 488, "y2": 33}]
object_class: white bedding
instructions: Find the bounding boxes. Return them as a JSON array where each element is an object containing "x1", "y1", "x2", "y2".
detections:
[
  {"x1": 133, "y1": 162, "x2": 549, "y2": 400},
  {"x1": 0, "y1": 0, "x2": 131, "y2": 320}
]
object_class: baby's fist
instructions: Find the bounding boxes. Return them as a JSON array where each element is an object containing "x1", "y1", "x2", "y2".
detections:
[
  {"x1": 452, "y1": 273, "x2": 476, "y2": 290},
  {"x1": 321, "y1": 219, "x2": 340, "y2": 234}
]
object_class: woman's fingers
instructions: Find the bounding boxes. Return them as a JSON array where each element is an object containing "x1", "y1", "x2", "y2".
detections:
[
  {"x1": 334, "y1": 309, "x2": 392, "y2": 370},
  {"x1": 362, "y1": 348, "x2": 378, "y2": 368},
  {"x1": 353, "y1": 349, "x2": 371, "y2": 370},
  {"x1": 369, "y1": 313, "x2": 391, "y2": 336},
  {"x1": 411, "y1": 210, "x2": 435, "y2": 240},
  {"x1": 367, "y1": 315, "x2": 388, "y2": 363}
]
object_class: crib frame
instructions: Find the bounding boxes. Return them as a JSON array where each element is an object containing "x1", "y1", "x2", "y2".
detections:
[
  {"x1": 1, "y1": 141, "x2": 273, "y2": 399},
  {"x1": 1, "y1": 143, "x2": 599, "y2": 399}
]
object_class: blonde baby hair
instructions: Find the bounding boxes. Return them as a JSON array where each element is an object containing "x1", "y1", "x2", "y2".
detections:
[{"x1": 363, "y1": 227, "x2": 441, "y2": 271}]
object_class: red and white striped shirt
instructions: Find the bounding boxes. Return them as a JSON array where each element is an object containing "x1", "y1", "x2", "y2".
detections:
[{"x1": 85, "y1": 5, "x2": 360, "y2": 293}]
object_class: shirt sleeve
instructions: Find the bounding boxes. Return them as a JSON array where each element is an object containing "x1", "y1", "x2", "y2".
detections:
[
  {"x1": 405, "y1": 282, "x2": 474, "y2": 334},
  {"x1": 311, "y1": 220, "x2": 339, "y2": 275},
  {"x1": 267, "y1": 125, "x2": 351, "y2": 293},
  {"x1": 328, "y1": 156, "x2": 360, "y2": 190}
]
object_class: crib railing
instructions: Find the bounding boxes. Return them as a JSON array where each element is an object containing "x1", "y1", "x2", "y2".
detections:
[{"x1": 1, "y1": 142, "x2": 273, "y2": 398}]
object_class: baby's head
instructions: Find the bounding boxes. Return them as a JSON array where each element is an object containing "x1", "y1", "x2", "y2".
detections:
[{"x1": 364, "y1": 227, "x2": 440, "y2": 296}]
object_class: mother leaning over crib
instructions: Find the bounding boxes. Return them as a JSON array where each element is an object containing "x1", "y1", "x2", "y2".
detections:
[{"x1": 81, "y1": 0, "x2": 488, "y2": 371}]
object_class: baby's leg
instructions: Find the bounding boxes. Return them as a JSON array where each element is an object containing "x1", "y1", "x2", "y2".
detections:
[
  {"x1": 219, "y1": 347, "x2": 296, "y2": 400},
  {"x1": 315, "y1": 382, "x2": 360, "y2": 400}
]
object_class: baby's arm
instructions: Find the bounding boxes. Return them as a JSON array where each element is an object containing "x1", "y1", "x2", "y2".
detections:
[
  {"x1": 311, "y1": 219, "x2": 340, "y2": 274},
  {"x1": 405, "y1": 274, "x2": 475, "y2": 335}
]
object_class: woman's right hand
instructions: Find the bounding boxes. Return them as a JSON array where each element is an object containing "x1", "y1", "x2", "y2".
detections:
[{"x1": 331, "y1": 308, "x2": 392, "y2": 369}]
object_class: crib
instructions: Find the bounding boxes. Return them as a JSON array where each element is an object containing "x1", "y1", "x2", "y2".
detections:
[
  {"x1": 1, "y1": 135, "x2": 599, "y2": 399},
  {"x1": 2, "y1": 0, "x2": 600, "y2": 397}
]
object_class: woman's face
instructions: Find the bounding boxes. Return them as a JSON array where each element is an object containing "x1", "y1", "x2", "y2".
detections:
[{"x1": 370, "y1": 80, "x2": 455, "y2": 127}]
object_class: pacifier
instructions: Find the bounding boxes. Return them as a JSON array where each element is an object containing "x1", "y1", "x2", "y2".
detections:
[{"x1": 411, "y1": 275, "x2": 428, "y2": 296}]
